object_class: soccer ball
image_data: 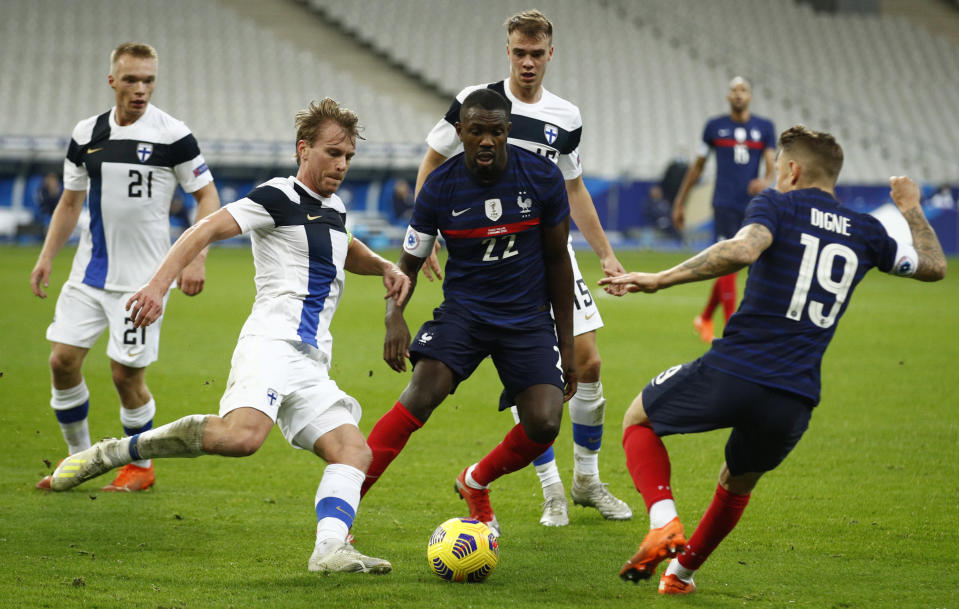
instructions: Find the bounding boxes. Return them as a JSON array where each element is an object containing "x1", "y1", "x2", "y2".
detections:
[{"x1": 427, "y1": 517, "x2": 499, "y2": 582}]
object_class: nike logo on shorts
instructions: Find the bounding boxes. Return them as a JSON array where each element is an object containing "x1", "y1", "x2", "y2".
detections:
[{"x1": 451, "y1": 208, "x2": 470, "y2": 217}]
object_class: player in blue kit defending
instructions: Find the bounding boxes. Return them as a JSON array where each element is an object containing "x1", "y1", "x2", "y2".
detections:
[
  {"x1": 601, "y1": 126, "x2": 946, "y2": 594},
  {"x1": 672, "y1": 77, "x2": 776, "y2": 343},
  {"x1": 49, "y1": 99, "x2": 408, "y2": 574},
  {"x1": 360, "y1": 89, "x2": 577, "y2": 538},
  {"x1": 410, "y1": 8, "x2": 631, "y2": 528}
]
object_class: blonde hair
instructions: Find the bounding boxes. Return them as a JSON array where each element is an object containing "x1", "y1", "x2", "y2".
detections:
[
  {"x1": 294, "y1": 98, "x2": 361, "y2": 164},
  {"x1": 504, "y1": 9, "x2": 553, "y2": 43},
  {"x1": 110, "y1": 42, "x2": 158, "y2": 76}
]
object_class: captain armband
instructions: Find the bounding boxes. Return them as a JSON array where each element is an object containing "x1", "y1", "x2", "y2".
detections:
[
  {"x1": 890, "y1": 241, "x2": 919, "y2": 277},
  {"x1": 403, "y1": 226, "x2": 436, "y2": 258}
]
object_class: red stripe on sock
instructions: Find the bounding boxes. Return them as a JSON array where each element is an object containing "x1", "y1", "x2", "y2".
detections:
[
  {"x1": 471, "y1": 424, "x2": 552, "y2": 487},
  {"x1": 678, "y1": 483, "x2": 750, "y2": 570},
  {"x1": 361, "y1": 402, "x2": 423, "y2": 497},
  {"x1": 622, "y1": 424, "x2": 674, "y2": 510}
]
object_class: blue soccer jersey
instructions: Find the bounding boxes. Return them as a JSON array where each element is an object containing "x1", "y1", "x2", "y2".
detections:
[
  {"x1": 703, "y1": 187, "x2": 916, "y2": 404},
  {"x1": 404, "y1": 145, "x2": 570, "y2": 329},
  {"x1": 700, "y1": 115, "x2": 776, "y2": 212}
]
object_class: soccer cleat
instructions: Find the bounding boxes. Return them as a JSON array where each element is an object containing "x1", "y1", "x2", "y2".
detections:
[
  {"x1": 540, "y1": 494, "x2": 570, "y2": 527},
  {"x1": 619, "y1": 517, "x2": 687, "y2": 583},
  {"x1": 36, "y1": 458, "x2": 66, "y2": 490},
  {"x1": 571, "y1": 474, "x2": 633, "y2": 520},
  {"x1": 49, "y1": 438, "x2": 126, "y2": 491},
  {"x1": 454, "y1": 468, "x2": 501, "y2": 538},
  {"x1": 659, "y1": 573, "x2": 696, "y2": 595},
  {"x1": 693, "y1": 315, "x2": 714, "y2": 343},
  {"x1": 101, "y1": 463, "x2": 155, "y2": 492},
  {"x1": 308, "y1": 541, "x2": 392, "y2": 574}
]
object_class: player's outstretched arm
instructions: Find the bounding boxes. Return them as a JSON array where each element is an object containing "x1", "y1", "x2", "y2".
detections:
[
  {"x1": 600, "y1": 222, "x2": 773, "y2": 295},
  {"x1": 344, "y1": 237, "x2": 411, "y2": 305},
  {"x1": 177, "y1": 182, "x2": 222, "y2": 296},
  {"x1": 383, "y1": 252, "x2": 425, "y2": 373},
  {"x1": 671, "y1": 155, "x2": 706, "y2": 231},
  {"x1": 543, "y1": 217, "x2": 577, "y2": 400},
  {"x1": 414, "y1": 147, "x2": 449, "y2": 282},
  {"x1": 29, "y1": 189, "x2": 86, "y2": 298},
  {"x1": 889, "y1": 176, "x2": 947, "y2": 282},
  {"x1": 565, "y1": 175, "x2": 625, "y2": 278},
  {"x1": 126, "y1": 208, "x2": 241, "y2": 328}
]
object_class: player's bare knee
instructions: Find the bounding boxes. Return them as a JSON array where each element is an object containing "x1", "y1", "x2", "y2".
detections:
[
  {"x1": 623, "y1": 393, "x2": 650, "y2": 428},
  {"x1": 49, "y1": 350, "x2": 82, "y2": 379},
  {"x1": 718, "y1": 463, "x2": 761, "y2": 495}
]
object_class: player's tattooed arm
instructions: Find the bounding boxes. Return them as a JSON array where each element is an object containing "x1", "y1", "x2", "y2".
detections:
[
  {"x1": 890, "y1": 176, "x2": 947, "y2": 282},
  {"x1": 599, "y1": 223, "x2": 772, "y2": 294}
]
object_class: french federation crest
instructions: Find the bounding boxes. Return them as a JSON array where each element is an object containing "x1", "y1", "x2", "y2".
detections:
[
  {"x1": 485, "y1": 198, "x2": 503, "y2": 221},
  {"x1": 750, "y1": 128, "x2": 761, "y2": 141},
  {"x1": 516, "y1": 194, "x2": 533, "y2": 215},
  {"x1": 544, "y1": 123, "x2": 559, "y2": 145},
  {"x1": 136, "y1": 143, "x2": 153, "y2": 163}
]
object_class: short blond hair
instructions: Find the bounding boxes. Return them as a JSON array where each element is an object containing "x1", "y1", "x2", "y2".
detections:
[
  {"x1": 504, "y1": 9, "x2": 553, "y2": 43},
  {"x1": 294, "y1": 98, "x2": 361, "y2": 164},
  {"x1": 110, "y1": 42, "x2": 158, "y2": 76}
]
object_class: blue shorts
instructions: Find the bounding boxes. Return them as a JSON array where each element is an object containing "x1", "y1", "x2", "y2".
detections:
[
  {"x1": 641, "y1": 358, "x2": 813, "y2": 475},
  {"x1": 713, "y1": 206, "x2": 745, "y2": 241},
  {"x1": 409, "y1": 307, "x2": 563, "y2": 409}
]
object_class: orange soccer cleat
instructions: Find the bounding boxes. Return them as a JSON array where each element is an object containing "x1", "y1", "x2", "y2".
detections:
[
  {"x1": 659, "y1": 573, "x2": 696, "y2": 595},
  {"x1": 36, "y1": 458, "x2": 66, "y2": 490},
  {"x1": 454, "y1": 468, "x2": 501, "y2": 538},
  {"x1": 619, "y1": 516, "x2": 687, "y2": 583},
  {"x1": 693, "y1": 315, "x2": 714, "y2": 343},
  {"x1": 101, "y1": 463, "x2": 155, "y2": 492}
]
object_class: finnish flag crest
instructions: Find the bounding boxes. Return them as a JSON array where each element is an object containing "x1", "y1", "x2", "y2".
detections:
[
  {"x1": 544, "y1": 123, "x2": 559, "y2": 145},
  {"x1": 136, "y1": 143, "x2": 153, "y2": 163}
]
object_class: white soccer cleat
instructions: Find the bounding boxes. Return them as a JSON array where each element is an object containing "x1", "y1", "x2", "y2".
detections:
[
  {"x1": 308, "y1": 541, "x2": 392, "y2": 574},
  {"x1": 570, "y1": 474, "x2": 633, "y2": 520},
  {"x1": 540, "y1": 494, "x2": 570, "y2": 527},
  {"x1": 50, "y1": 438, "x2": 126, "y2": 491}
]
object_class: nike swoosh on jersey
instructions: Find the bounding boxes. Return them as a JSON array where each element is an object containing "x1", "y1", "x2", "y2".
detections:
[
  {"x1": 451, "y1": 208, "x2": 470, "y2": 217},
  {"x1": 87, "y1": 147, "x2": 104, "y2": 154},
  {"x1": 585, "y1": 312, "x2": 595, "y2": 320},
  {"x1": 306, "y1": 214, "x2": 322, "y2": 221}
]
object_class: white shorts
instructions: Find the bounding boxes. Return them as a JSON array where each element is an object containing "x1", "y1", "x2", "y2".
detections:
[
  {"x1": 219, "y1": 335, "x2": 362, "y2": 450},
  {"x1": 568, "y1": 243, "x2": 603, "y2": 336},
  {"x1": 46, "y1": 281, "x2": 168, "y2": 368}
]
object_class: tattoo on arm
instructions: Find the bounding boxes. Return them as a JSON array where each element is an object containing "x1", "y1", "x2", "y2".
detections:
[{"x1": 901, "y1": 207, "x2": 947, "y2": 280}]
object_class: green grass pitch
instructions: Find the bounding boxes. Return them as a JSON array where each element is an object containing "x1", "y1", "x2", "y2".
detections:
[{"x1": 0, "y1": 244, "x2": 956, "y2": 609}]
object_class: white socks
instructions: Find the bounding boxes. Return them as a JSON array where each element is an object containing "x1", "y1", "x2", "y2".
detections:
[
  {"x1": 649, "y1": 499, "x2": 678, "y2": 529},
  {"x1": 121, "y1": 399, "x2": 156, "y2": 468},
  {"x1": 50, "y1": 382, "x2": 91, "y2": 455},
  {"x1": 315, "y1": 464, "x2": 364, "y2": 544}
]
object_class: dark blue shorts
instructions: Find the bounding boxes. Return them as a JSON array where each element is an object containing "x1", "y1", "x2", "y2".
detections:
[
  {"x1": 713, "y1": 206, "x2": 745, "y2": 241},
  {"x1": 641, "y1": 358, "x2": 813, "y2": 475},
  {"x1": 409, "y1": 307, "x2": 563, "y2": 409}
]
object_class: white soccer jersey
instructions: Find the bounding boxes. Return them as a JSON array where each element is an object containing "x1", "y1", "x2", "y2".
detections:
[
  {"x1": 425, "y1": 80, "x2": 584, "y2": 180},
  {"x1": 225, "y1": 176, "x2": 351, "y2": 360},
  {"x1": 62, "y1": 104, "x2": 213, "y2": 291}
]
